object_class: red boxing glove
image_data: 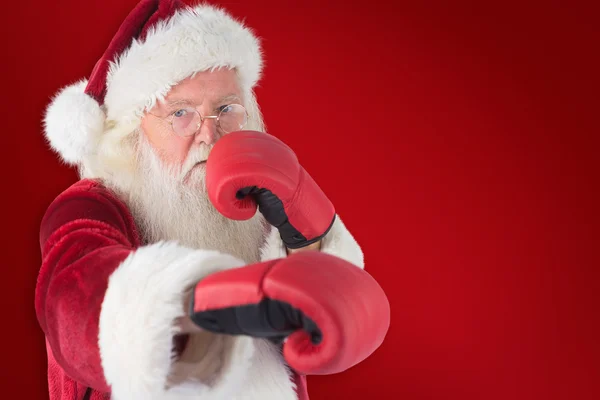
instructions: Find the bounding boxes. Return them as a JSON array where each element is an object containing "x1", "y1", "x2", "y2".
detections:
[
  {"x1": 206, "y1": 130, "x2": 335, "y2": 249},
  {"x1": 189, "y1": 251, "x2": 390, "y2": 375}
]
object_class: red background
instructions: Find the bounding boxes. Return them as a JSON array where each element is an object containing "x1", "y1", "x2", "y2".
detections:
[{"x1": 1, "y1": 0, "x2": 598, "y2": 399}]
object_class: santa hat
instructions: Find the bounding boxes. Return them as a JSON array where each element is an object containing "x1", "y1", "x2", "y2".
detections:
[{"x1": 43, "y1": 0, "x2": 263, "y2": 165}]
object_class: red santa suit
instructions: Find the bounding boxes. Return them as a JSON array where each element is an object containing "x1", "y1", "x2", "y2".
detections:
[
  {"x1": 36, "y1": 1, "x2": 387, "y2": 399},
  {"x1": 36, "y1": 178, "x2": 365, "y2": 400}
]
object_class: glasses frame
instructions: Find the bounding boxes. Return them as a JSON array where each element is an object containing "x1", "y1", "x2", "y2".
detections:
[{"x1": 149, "y1": 103, "x2": 249, "y2": 137}]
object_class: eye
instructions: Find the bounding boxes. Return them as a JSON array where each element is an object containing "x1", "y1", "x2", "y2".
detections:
[
  {"x1": 173, "y1": 109, "x2": 187, "y2": 118},
  {"x1": 218, "y1": 104, "x2": 233, "y2": 114}
]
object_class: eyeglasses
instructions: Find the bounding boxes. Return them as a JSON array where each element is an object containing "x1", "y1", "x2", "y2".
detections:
[{"x1": 149, "y1": 104, "x2": 248, "y2": 137}]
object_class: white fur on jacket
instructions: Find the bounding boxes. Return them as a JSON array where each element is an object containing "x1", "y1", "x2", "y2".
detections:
[
  {"x1": 260, "y1": 215, "x2": 365, "y2": 269},
  {"x1": 99, "y1": 214, "x2": 362, "y2": 400}
]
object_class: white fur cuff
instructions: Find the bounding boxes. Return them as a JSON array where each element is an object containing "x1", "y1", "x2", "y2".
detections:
[
  {"x1": 98, "y1": 241, "x2": 254, "y2": 400},
  {"x1": 260, "y1": 215, "x2": 365, "y2": 269}
]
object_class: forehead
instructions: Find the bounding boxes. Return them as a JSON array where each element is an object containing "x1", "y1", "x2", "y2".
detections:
[{"x1": 163, "y1": 68, "x2": 241, "y2": 103}]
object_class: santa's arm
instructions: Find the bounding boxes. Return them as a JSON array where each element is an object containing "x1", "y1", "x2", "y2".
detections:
[
  {"x1": 36, "y1": 180, "x2": 254, "y2": 399},
  {"x1": 260, "y1": 214, "x2": 364, "y2": 268},
  {"x1": 35, "y1": 180, "x2": 136, "y2": 392}
]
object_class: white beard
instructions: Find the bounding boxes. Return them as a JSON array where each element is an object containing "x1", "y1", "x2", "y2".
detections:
[
  {"x1": 99, "y1": 134, "x2": 298, "y2": 400},
  {"x1": 117, "y1": 134, "x2": 267, "y2": 264}
]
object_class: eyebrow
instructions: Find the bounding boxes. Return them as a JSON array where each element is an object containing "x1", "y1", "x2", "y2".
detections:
[
  {"x1": 164, "y1": 99, "x2": 193, "y2": 109},
  {"x1": 215, "y1": 94, "x2": 242, "y2": 105},
  {"x1": 164, "y1": 94, "x2": 241, "y2": 110}
]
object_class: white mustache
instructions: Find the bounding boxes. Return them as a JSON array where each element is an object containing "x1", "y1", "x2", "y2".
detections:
[{"x1": 179, "y1": 145, "x2": 213, "y2": 180}]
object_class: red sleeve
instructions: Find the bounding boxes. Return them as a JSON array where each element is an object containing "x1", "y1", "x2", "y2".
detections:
[{"x1": 35, "y1": 179, "x2": 141, "y2": 391}]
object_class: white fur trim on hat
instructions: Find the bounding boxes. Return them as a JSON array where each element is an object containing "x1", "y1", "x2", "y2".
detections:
[
  {"x1": 105, "y1": 4, "x2": 263, "y2": 126},
  {"x1": 43, "y1": 79, "x2": 105, "y2": 165}
]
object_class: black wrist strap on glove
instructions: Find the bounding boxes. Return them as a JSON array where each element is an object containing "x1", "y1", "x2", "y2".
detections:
[
  {"x1": 236, "y1": 186, "x2": 336, "y2": 249},
  {"x1": 189, "y1": 297, "x2": 323, "y2": 345}
]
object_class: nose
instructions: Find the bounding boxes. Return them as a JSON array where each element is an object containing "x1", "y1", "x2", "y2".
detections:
[{"x1": 193, "y1": 117, "x2": 219, "y2": 146}]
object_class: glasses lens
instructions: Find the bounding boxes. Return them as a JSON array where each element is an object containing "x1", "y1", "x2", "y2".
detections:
[
  {"x1": 172, "y1": 108, "x2": 200, "y2": 136},
  {"x1": 218, "y1": 104, "x2": 248, "y2": 133}
]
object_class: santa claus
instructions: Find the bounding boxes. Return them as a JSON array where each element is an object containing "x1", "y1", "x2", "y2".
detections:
[{"x1": 35, "y1": 1, "x2": 390, "y2": 399}]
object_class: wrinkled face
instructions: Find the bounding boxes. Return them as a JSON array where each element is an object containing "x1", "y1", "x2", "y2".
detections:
[
  {"x1": 140, "y1": 68, "x2": 244, "y2": 186},
  {"x1": 127, "y1": 68, "x2": 264, "y2": 264}
]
